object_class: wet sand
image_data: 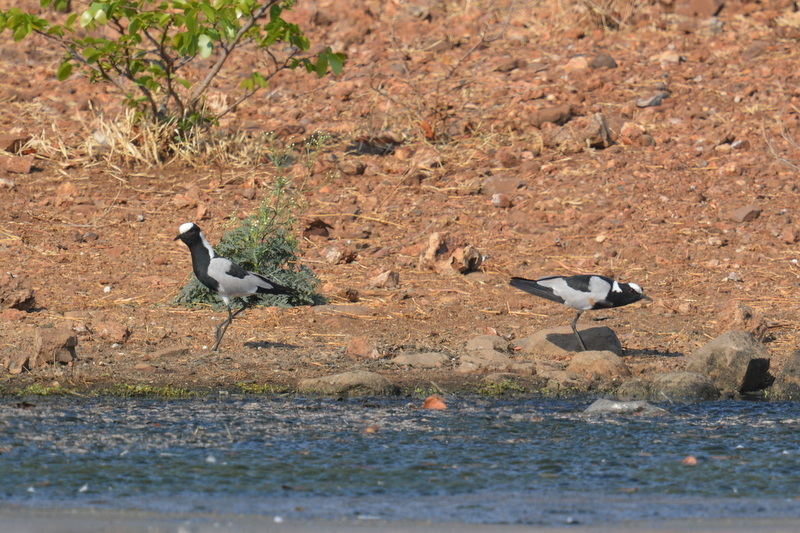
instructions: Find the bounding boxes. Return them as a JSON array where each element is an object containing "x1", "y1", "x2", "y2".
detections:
[{"x1": 2, "y1": 508, "x2": 800, "y2": 533}]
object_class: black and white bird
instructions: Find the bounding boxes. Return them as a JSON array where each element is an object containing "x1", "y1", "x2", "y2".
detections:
[
  {"x1": 510, "y1": 275, "x2": 651, "y2": 351},
  {"x1": 175, "y1": 222, "x2": 294, "y2": 351}
]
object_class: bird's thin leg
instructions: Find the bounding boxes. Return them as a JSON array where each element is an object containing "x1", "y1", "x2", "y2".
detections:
[
  {"x1": 570, "y1": 310, "x2": 587, "y2": 351},
  {"x1": 212, "y1": 301, "x2": 250, "y2": 352}
]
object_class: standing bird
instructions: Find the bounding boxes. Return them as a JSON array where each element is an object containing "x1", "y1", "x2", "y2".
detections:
[
  {"x1": 509, "y1": 275, "x2": 651, "y2": 351},
  {"x1": 175, "y1": 222, "x2": 294, "y2": 351}
]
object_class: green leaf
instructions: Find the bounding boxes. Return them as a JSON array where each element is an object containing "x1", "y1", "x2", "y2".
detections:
[
  {"x1": 198, "y1": 33, "x2": 212, "y2": 58},
  {"x1": 199, "y1": 3, "x2": 217, "y2": 23},
  {"x1": 79, "y1": 10, "x2": 93, "y2": 28},
  {"x1": 12, "y1": 22, "x2": 30, "y2": 41},
  {"x1": 56, "y1": 60, "x2": 73, "y2": 81},
  {"x1": 328, "y1": 51, "x2": 344, "y2": 75},
  {"x1": 314, "y1": 53, "x2": 327, "y2": 77}
]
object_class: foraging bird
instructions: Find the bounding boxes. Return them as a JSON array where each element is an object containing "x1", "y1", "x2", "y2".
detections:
[
  {"x1": 175, "y1": 222, "x2": 294, "y2": 351},
  {"x1": 510, "y1": 275, "x2": 651, "y2": 351}
]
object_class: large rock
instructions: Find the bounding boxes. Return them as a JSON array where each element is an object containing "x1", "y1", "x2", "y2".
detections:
[
  {"x1": 456, "y1": 349, "x2": 513, "y2": 373},
  {"x1": 567, "y1": 350, "x2": 631, "y2": 381},
  {"x1": 685, "y1": 331, "x2": 773, "y2": 395},
  {"x1": 771, "y1": 348, "x2": 800, "y2": 400},
  {"x1": 514, "y1": 326, "x2": 622, "y2": 356},
  {"x1": 0, "y1": 272, "x2": 35, "y2": 311},
  {"x1": 8, "y1": 327, "x2": 78, "y2": 374},
  {"x1": 297, "y1": 371, "x2": 399, "y2": 397},
  {"x1": 465, "y1": 335, "x2": 508, "y2": 353},
  {"x1": 583, "y1": 399, "x2": 667, "y2": 416},
  {"x1": 392, "y1": 351, "x2": 450, "y2": 368},
  {"x1": 616, "y1": 372, "x2": 719, "y2": 401}
]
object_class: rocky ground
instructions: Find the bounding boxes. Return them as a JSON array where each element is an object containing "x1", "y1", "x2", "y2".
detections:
[{"x1": 2, "y1": 0, "x2": 800, "y2": 398}]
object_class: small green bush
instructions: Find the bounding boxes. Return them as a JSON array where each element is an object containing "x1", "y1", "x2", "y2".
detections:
[{"x1": 174, "y1": 134, "x2": 327, "y2": 308}]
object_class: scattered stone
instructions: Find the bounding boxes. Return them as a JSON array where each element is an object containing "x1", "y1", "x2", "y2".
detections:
[
  {"x1": 635, "y1": 92, "x2": 670, "y2": 108},
  {"x1": 345, "y1": 336, "x2": 381, "y2": 359},
  {"x1": 0, "y1": 273, "x2": 35, "y2": 311},
  {"x1": 466, "y1": 335, "x2": 508, "y2": 353},
  {"x1": 543, "y1": 113, "x2": 612, "y2": 152},
  {"x1": 0, "y1": 155, "x2": 34, "y2": 174},
  {"x1": 564, "y1": 55, "x2": 590, "y2": 72},
  {"x1": 683, "y1": 0, "x2": 725, "y2": 17},
  {"x1": 419, "y1": 232, "x2": 485, "y2": 275},
  {"x1": 369, "y1": 270, "x2": 400, "y2": 289},
  {"x1": 491, "y1": 193, "x2": 513, "y2": 208},
  {"x1": 494, "y1": 57, "x2": 526, "y2": 72},
  {"x1": 339, "y1": 159, "x2": 367, "y2": 175},
  {"x1": 649, "y1": 372, "x2": 720, "y2": 401},
  {"x1": 729, "y1": 205, "x2": 761, "y2": 223},
  {"x1": 456, "y1": 349, "x2": 513, "y2": 373},
  {"x1": 1, "y1": 308, "x2": 26, "y2": 322},
  {"x1": 134, "y1": 363, "x2": 156, "y2": 373},
  {"x1": 0, "y1": 134, "x2": 30, "y2": 153},
  {"x1": 482, "y1": 175, "x2": 524, "y2": 196},
  {"x1": 96, "y1": 321, "x2": 131, "y2": 344},
  {"x1": 583, "y1": 399, "x2": 667, "y2": 416},
  {"x1": 781, "y1": 226, "x2": 799, "y2": 244},
  {"x1": 535, "y1": 367, "x2": 590, "y2": 391},
  {"x1": 589, "y1": 53, "x2": 617, "y2": 69},
  {"x1": 715, "y1": 302, "x2": 769, "y2": 342},
  {"x1": 567, "y1": 350, "x2": 632, "y2": 381},
  {"x1": 771, "y1": 348, "x2": 800, "y2": 400},
  {"x1": 514, "y1": 326, "x2": 623, "y2": 356},
  {"x1": 297, "y1": 370, "x2": 399, "y2": 397},
  {"x1": 25, "y1": 327, "x2": 79, "y2": 369},
  {"x1": 321, "y1": 244, "x2": 357, "y2": 264},
  {"x1": 303, "y1": 218, "x2": 333, "y2": 239},
  {"x1": 617, "y1": 372, "x2": 720, "y2": 401},
  {"x1": 685, "y1": 331, "x2": 773, "y2": 395},
  {"x1": 0, "y1": 177, "x2": 14, "y2": 188},
  {"x1": 531, "y1": 104, "x2": 572, "y2": 127},
  {"x1": 422, "y1": 394, "x2": 447, "y2": 410},
  {"x1": 392, "y1": 351, "x2": 450, "y2": 368}
]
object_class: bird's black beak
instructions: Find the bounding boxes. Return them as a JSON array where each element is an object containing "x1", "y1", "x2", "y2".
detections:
[
  {"x1": 641, "y1": 294, "x2": 652, "y2": 302},
  {"x1": 174, "y1": 234, "x2": 182, "y2": 241}
]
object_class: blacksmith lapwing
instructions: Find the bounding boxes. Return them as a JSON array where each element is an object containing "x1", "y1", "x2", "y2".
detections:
[
  {"x1": 175, "y1": 222, "x2": 294, "y2": 351},
  {"x1": 510, "y1": 275, "x2": 651, "y2": 351}
]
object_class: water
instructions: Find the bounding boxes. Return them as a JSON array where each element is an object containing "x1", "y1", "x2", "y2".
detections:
[{"x1": 2, "y1": 396, "x2": 800, "y2": 527}]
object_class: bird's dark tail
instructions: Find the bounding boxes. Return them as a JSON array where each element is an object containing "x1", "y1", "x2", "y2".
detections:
[
  {"x1": 510, "y1": 277, "x2": 541, "y2": 294},
  {"x1": 509, "y1": 276, "x2": 562, "y2": 304}
]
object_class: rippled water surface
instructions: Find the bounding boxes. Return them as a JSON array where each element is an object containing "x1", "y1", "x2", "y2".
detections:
[{"x1": 2, "y1": 396, "x2": 800, "y2": 526}]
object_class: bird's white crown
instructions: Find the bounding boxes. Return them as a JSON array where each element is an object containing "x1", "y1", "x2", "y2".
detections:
[
  {"x1": 178, "y1": 222, "x2": 196, "y2": 234},
  {"x1": 628, "y1": 282, "x2": 643, "y2": 294}
]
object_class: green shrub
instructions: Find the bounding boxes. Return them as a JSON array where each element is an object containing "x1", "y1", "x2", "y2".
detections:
[
  {"x1": 0, "y1": 0, "x2": 344, "y2": 131},
  {"x1": 174, "y1": 134, "x2": 328, "y2": 308}
]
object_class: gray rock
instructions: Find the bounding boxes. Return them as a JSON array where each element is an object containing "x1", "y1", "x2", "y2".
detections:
[
  {"x1": 583, "y1": 398, "x2": 667, "y2": 416},
  {"x1": 514, "y1": 326, "x2": 622, "y2": 356},
  {"x1": 465, "y1": 335, "x2": 508, "y2": 353},
  {"x1": 590, "y1": 53, "x2": 617, "y2": 69},
  {"x1": 297, "y1": 371, "x2": 399, "y2": 397},
  {"x1": 567, "y1": 350, "x2": 631, "y2": 380},
  {"x1": 481, "y1": 175, "x2": 524, "y2": 196},
  {"x1": 456, "y1": 349, "x2": 513, "y2": 373},
  {"x1": 686, "y1": 330, "x2": 773, "y2": 394},
  {"x1": 392, "y1": 351, "x2": 450, "y2": 368},
  {"x1": 771, "y1": 348, "x2": 800, "y2": 400},
  {"x1": 616, "y1": 372, "x2": 720, "y2": 401},
  {"x1": 535, "y1": 366, "x2": 590, "y2": 392}
]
